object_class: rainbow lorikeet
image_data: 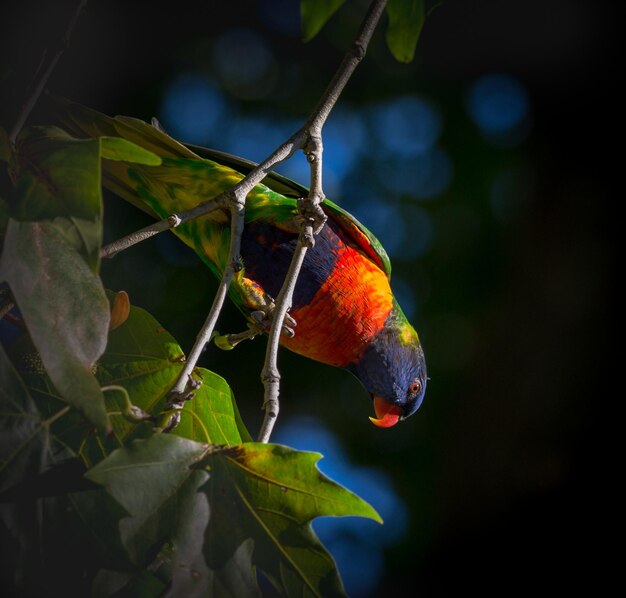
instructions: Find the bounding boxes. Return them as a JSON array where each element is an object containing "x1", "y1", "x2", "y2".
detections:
[{"x1": 52, "y1": 97, "x2": 427, "y2": 427}]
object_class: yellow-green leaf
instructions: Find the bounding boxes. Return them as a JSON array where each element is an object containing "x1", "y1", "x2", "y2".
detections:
[
  {"x1": 86, "y1": 436, "x2": 382, "y2": 597},
  {"x1": 100, "y1": 136, "x2": 162, "y2": 165},
  {"x1": 11, "y1": 125, "x2": 103, "y2": 270}
]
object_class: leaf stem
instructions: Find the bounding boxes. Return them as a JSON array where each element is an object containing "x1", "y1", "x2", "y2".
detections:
[{"x1": 42, "y1": 405, "x2": 71, "y2": 427}]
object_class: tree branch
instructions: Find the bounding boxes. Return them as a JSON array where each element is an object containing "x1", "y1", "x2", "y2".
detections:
[
  {"x1": 257, "y1": 0, "x2": 388, "y2": 442},
  {"x1": 95, "y1": 0, "x2": 388, "y2": 442}
]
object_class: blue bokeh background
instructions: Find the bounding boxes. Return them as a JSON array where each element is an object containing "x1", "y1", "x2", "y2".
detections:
[{"x1": 1, "y1": 0, "x2": 615, "y2": 595}]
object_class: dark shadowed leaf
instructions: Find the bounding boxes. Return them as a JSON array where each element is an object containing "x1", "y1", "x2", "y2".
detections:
[
  {"x1": 301, "y1": 0, "x2": 346, "y2": 41},
  {"x1": 0, "y1": 195, "x2": 8, "y2": 234},
  {"x1": 0, "y1": 127, "x2": 9, "y2": 162},
  {"x1": 86, "y1": 435, "x2": 262, "y2": 596},
  {"x1": 85, "y1": 434, "x2": 209, "y2": 566},
  {"x1": 92, "y1": 569, "x2": 166, "y2": 598},
  {"x1": 386, "y1": 0, "x2": 425, "y2": 63},
  {"x1": 204, "y1": 443, "x2": 382, "y2": 597},
  {"x1": 0, "y1": 344, "x2": 46, "y2": 494},
  {"x1": 0, "y1": 220, "x2": 110, "y2": 434},
  {"x1": 87, "y1": 436, "x2": 381, "y2": 597},
  {"x1": 11, "y1": 125, "x2": 103, "y2": 269}
]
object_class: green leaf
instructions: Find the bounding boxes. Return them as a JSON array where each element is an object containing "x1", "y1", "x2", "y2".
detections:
[
  {"x1": 11, "y1": 125, "x2": 103, "y2": 270},
  {"x1": 100, "y1": 136, "x2": 162, "y2": 166},
  {"x1": 85, "y1": 434, "x2": 209, "y2": 565},
  {"x1": 99, "y1": 290, "x2": 251, "y2": 447},
  {"x1": 0, "y1": 219, "x2": 111, "y2": 434},
  {"x1": 12, "y1": 291, "x2": 248, "y2": 463},
  {"x1": 0, "y1": 344, "x2": 46, "y2": 494},
  {"x1": 85, "y1": 434, "x2": 234, "y2": 596},
  {"x1": 204, "y1": 443, "x2": 382, "y2": 597},
  {"x1": 87, "y1": 436, "x2": 381, "y2": 597},
  {"x1": 386, "y1": 0, "x2": 425, "y2": 63},
  {"x1": 301, "y1": 0, "x2": 346, "y2": 42}
]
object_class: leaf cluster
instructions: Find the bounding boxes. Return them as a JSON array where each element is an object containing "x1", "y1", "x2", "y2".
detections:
[
  {"x1": 302, "y1": 0, "x2": 425, "y2": 63},
  {"x1": 0, "y1": 126, "x2": 380, "y2": 597}
]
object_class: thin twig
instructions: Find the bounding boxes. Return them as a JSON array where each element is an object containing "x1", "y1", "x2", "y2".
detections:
[
  {"x1": 97, "y1": 0, "x2": 388, "y2": 442},
  {"x1": 101, "y1": 214, "x2": 182, "y2": 258},
  {"x1": 9, "y1": 0, "x2": 87, "y2": 144},
  {"x1": 257, "y1": 0, "x2": 388, "y2": 442},
  {"x1": 161, "y1": 136, "x2": 306, "y2": 409},
  {"x1": 168, "y1": 193, "x2": 245, "y2": 399}
]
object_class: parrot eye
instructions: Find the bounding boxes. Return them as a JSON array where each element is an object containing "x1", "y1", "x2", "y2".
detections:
[{"x1": 408, "y1": 379, "x2": 421, "y2": 397}]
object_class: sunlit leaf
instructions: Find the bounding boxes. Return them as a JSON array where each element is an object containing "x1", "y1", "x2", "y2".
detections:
[
  {"x1": 100, "y1": 136, "x2": 162, "y2": 165},
  {"x1": 204, "y1": 443, "x2": 382, "y2": 597},
  {"x1": 11, "y1": 125, "x2": 103, "y2": 269},
  {"x1": 386, "y1": 0, "x2": 425, "y2": 63},
  {"x1": 99, "y1": 291, "x2": 251, "y2": 447},
  {"x1": 11, "y1": 291, "x2": 248, "y2": 464},
  {"x1": 301, "y1": 0, "x2": 346, "y2": 42},
  {"x1": 0, "y1": 220, "x2": 110, "y2": 434}
]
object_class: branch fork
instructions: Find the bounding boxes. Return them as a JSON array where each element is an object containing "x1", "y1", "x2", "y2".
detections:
[{"x1": 102, "y1": 0, "x2": 388, "y2": 443}]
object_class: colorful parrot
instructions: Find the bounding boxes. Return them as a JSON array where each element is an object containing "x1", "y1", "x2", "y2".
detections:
[{"x1": 52, "y1": 96, "x2": 427, "y2": 428}]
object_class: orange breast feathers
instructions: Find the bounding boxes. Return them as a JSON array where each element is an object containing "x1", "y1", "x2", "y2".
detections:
[{"x1": 284, "y1": 244, "x2": 394, "y2": 367}]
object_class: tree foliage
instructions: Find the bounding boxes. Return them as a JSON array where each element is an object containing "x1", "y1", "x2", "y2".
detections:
[{"x1": 1, "y1": 1, "x2": 426, "y2": 595}]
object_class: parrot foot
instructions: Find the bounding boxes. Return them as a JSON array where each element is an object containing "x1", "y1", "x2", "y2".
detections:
[
  {"x1": 296, "y1": 197, "x2": 327, "y2": 241},
  {"x1": 251, "y1": 308, "x2": 297, "y2": 338}
]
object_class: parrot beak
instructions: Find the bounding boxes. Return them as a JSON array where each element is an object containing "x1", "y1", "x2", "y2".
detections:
[{"x1": 369, "y1": 396, "x2": 402, "y2": 428}]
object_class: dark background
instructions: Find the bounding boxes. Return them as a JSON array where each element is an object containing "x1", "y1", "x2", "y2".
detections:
[{"x1": 1, "y1": 0, "x2": 616, "y2": 595}]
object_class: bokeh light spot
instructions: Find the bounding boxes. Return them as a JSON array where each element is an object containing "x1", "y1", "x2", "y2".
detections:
[
  {"x1": 274, "y1": 416, "x2": 409, "y2": 597},
  {"x1": 159, "y1": 73, "x2": 227, "y2": 144},
  {"x1": 467, "y1": 73, "x2": 530, "y2": 144},
  {"x1": 221, "y1": 116, "x2": 300, "y2": 165},
  {"x1": 212, "y1": 27, "x2": 278, "y2": 100},
  {"x1": 353, "y1": 197, "x2": 404, "y2": 258},
  {"x1": 369, "y1": 95, "x2": 442, "y2": 157},
  {"x1": 323, "y1": 108, "x2": 368, "y2": 179},
  {"x1": 374, "y1": 147, "x2": 453, "y2": 199},
  {"x1": 256, "y1": 0, "x2": 301, "y2": 37}
]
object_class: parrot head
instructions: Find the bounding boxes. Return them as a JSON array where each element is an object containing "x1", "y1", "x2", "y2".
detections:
[{"x1": 348, "y1": 308, "x2": 427, "y2": 428}]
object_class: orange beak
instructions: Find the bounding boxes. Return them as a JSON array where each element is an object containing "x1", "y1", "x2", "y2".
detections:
[{"x1": 369, "y1": 396, "x2": 402, "y2": 428}]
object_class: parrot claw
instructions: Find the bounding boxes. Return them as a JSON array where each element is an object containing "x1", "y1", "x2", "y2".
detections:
[{"x1": 251, "y1": 308, "x2": 297, "y2": 337}]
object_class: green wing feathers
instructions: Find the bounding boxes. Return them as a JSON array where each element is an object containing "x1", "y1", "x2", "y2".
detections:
[{"x1": 49, "y1": 94, "x2": 391, "y2": 279}]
